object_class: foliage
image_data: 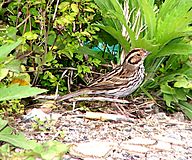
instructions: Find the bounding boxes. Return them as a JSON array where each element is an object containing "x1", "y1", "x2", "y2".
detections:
[
  {"x1": 94, "y1": 0, "x2": 192, "y2": 118},
  {"x1": 0, "y1": 84, "x2": 47, "y2": 101},
  {"x1": 1, "y1": 0, "x2": 192, "y2": 118},
  {"x1": 0, "y1": 40, "x2": 47, "y2": 112},
  {"x1": 0, "y1": 40, "x2": 47, "y2": 113},
  {"x1": 0, "y1": 117, "x2": 69, "y2": 159},
  {"x1": 0, "y1": 39, "x2": 22, "y2": 81},
  {"x1": 0, "y1": 0, "x2": 105, "y2": 96},
  {"x1": 0, "y1": 117, "x2": 37, "y2": 150}
]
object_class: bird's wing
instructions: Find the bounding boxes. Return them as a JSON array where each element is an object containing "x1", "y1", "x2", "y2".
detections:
[{"x1": 88, "y1": 66, "x2": 128, "y2": 90}]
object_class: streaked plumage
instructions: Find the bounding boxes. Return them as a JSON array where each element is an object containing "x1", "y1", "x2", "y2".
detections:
[{"x1": 59, "y1": 48, "x2": 149, "y2": 101}]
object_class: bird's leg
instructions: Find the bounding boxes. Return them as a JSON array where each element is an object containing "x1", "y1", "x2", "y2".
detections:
[
  {"x1": 112, "y1": 96, "x2": 127, "y2": 115},
  {"x1": 113, "y1": 96, "x2": 136, "y2": 118},
  {"x1": 114, "y1": 102, "x2": 127, "y2": 115}
]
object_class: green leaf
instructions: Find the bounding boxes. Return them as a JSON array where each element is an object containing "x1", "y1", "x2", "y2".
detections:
[
  {"x1": 163, "y1": 94, "x2": 173, "y2": 107},
  {"x1": 75, "y1": 54, "x2": 83, "y2": 61},
  {"x1": 82, "y1": 65, "x2": 91, "y2": 73},
  {"x1": 58, "y1": 2, "x2": 70, "y2": 12},
  {"x1": 30, "y1": 8, "x2": 39, "y2": 16},
  {"x1": 77, "y1": 65, "x2": 82, "y2": 74},
  {"x1": 48, "y1": 32, "x2": 56, "y2": 45},
  {"x1": 157, "y1": 41, "x2": 192, "y2": 57},
  {"x1": 108, "y1": 10, "x2": 137, "y2": 47},
  {"x1": 0, "y1": 39, "x2": 22, "y2": 63},
  {"x1": 174, "y1": 76, "x2": 192, "y2": 89},
  {"x1": 6, "y1": 27, "x2": 17, "y2": 40},
  {"x1": 94, "y1": 0, "x2": 122, "y2": 30},
  {"x1": 175, "y1": 89, "x2": 187, "y2": 101},
  {"x1": 156, "y1": 0, "x2": 192, "y2": 45},
  {"x1": 138, "y1": 0, "x2": 156, "y2": 39},
  {"x1": 0, "y1": 118, "x2": 8, "y2": 131},
  {"x1": 23, "y1": 32, "x2": 38, "y2": 40},
  {"x1": 76, "y1": 46, "x2": 105, "y2": 63},
  {"x1": 0, "y1": 132, "x2": 38, "y2": 150},
  {"x1": 0, "y1": 84, "x2": 47, "y2": 101},
  {"x1": 95, "y1": 24, "x2": 130, "y2": 52},
  {"x1": 4, "y1": 59, "x2": 21, "y2": 73},
  {"x1": 71, "y1": 3, "x2": 79, "y2": 13},
  {"x1": 0, "y1": 126, "x2": 13, "y2": 134},
  {"x1": 45, "y1": 51, "x2": 54, "y2": 63},
  {"x1": 160, "y1": 83, "x2": 175, "y2": 94},
  {"x1": 0, "y1": 68, "x2": 9, "y2": 81},
  {"x1": 179, "y1": 101, "x2": 192, "y2": 120},
  {"x1": 38, "y1": 141, "x2": 69, "y2": 160}
]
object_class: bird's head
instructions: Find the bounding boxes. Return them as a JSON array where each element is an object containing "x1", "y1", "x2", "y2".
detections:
[{"x1": 123, "y1": 48, "x2": 150, "y2": 67}]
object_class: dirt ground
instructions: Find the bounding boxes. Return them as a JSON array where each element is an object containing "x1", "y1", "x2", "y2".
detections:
[{"x1": 15, "y1": 99, "x2": 192, "y2": 160}]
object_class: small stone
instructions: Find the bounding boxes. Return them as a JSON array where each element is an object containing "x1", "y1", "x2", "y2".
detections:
[
  {"x1": 152, "y1": 141, "x2": 172, "y2": 151},
  {"x1": 172, "y1": 145, "x2": 187, "y2": 153},
  {"x1": 70, "y1": 141, "x2": 114, "y2": 158},
  {"x1": 120, "y1": 143, "x2": 149, "y2": 153},
  {"x1": 154, "y1": 135, "x2": 185, "y2": 145},
  {"x1": 127, "y1": 137, "x2": 156, "y2": 145}
]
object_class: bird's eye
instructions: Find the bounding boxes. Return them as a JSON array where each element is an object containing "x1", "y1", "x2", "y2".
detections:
[{"x1": 137, "y1": 53, "x2": 140, "y2": 56}]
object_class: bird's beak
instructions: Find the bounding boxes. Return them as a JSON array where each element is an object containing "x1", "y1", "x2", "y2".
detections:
[{"x1": 145, "y1": 51, "x2": 151, "y2": 56}]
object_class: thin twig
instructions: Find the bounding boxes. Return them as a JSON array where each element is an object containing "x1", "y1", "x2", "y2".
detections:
[
  {"x1": 16, "y1": 15, "x2": 31, "y2": 29},
  {"x1": 68, "y1": 96, "x2": 131, "y2": 104},
  {"x1": 35, "y1": 95, "x2": 131, "y2": 104},
  {"x1": 52, "y1": 0, "x2": 59, "y2": 22}
]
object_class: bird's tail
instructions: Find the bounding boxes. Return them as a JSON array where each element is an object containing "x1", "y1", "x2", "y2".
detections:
[{"x1": 58, "y1": 89, "x2": 91, "y2": 101}]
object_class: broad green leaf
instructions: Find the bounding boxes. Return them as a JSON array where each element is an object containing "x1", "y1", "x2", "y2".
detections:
[
  {"x1": 157, "y1": 41, "x2": 192, "y2": 57},
  {"x1": 94, "y1": 0, "x2": 122, "y2": 30},
  {"x1": 45, "y1": 51, "x2": 54, "y2": 63},
  {"x1": 0, "y1": 84, "x2": 47, "y2": 101},
  {"x1": 4, "y1": 59, "x2": 21, "y2": 73},
  {"x1": 0, "y1": 118, "x2": 8, "y2": 131},
  {"x1": 156, "y1": 0, "x2": 192, "y2": 45},
  {"x1": 138, "y1": 0, "x2": 156, "y2": 39},
  {"x1": 71, "y1": 3, "x2": 79, "y2": 13},
  {"x1": 0, "y1": 39, "x2": 22, "y2": 63},
  {"x1": 58, "y1": 2, "x2": 70, "y2": 12},
  {"x1": 0, "y1": 126, "x2": 13, "y2": 134},
  {"x1": 163, "y1": 94, "x2": 173, "y2": 107},
  {"x1": 48, "y1": 32, "x2": 56, "y2": 45},
  {"x1": 175, "y1": 89, "x2": 187, "y2": 101},
  {"x1": 77, "y1": 46, "x2": 105, "y2": 63},
  {"x1": 0, "y1": 68, "x2": 9, "y2": 81},
  {"x1": 174, "y1": 76, "x2": 192, "y2": 89},
  {"x1": 134, "y1": 37, "x2": 157, "y2": 52},
  {"x1": 179, "y1": 101, "x2": 192, "y2": 120},
  {"x1": 6, "y1": 27, "x2": 17, "y2": 40},
  {"x1": 0, "y1": 133, "x2": 38, "y2": 150},
  {"x1": 39, "y1": 141, "x2": 69, "y2": 160},
  {"x1": 160, "y1": 83, "x2": 175, "y2": 94},
  {"x1": 95, "y1": 24, "x2": 130, "y2": 52},
  {"x1": 30, "y1": 8, "x2": 39, "y2": 16},
  {"x1": 23, "y1": 32, "x2": 38, "y2": 40}
]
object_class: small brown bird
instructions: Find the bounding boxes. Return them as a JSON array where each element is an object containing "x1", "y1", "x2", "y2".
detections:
[{"x1": 59, "y1": 48, "x2": 150, "y2": 101}]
